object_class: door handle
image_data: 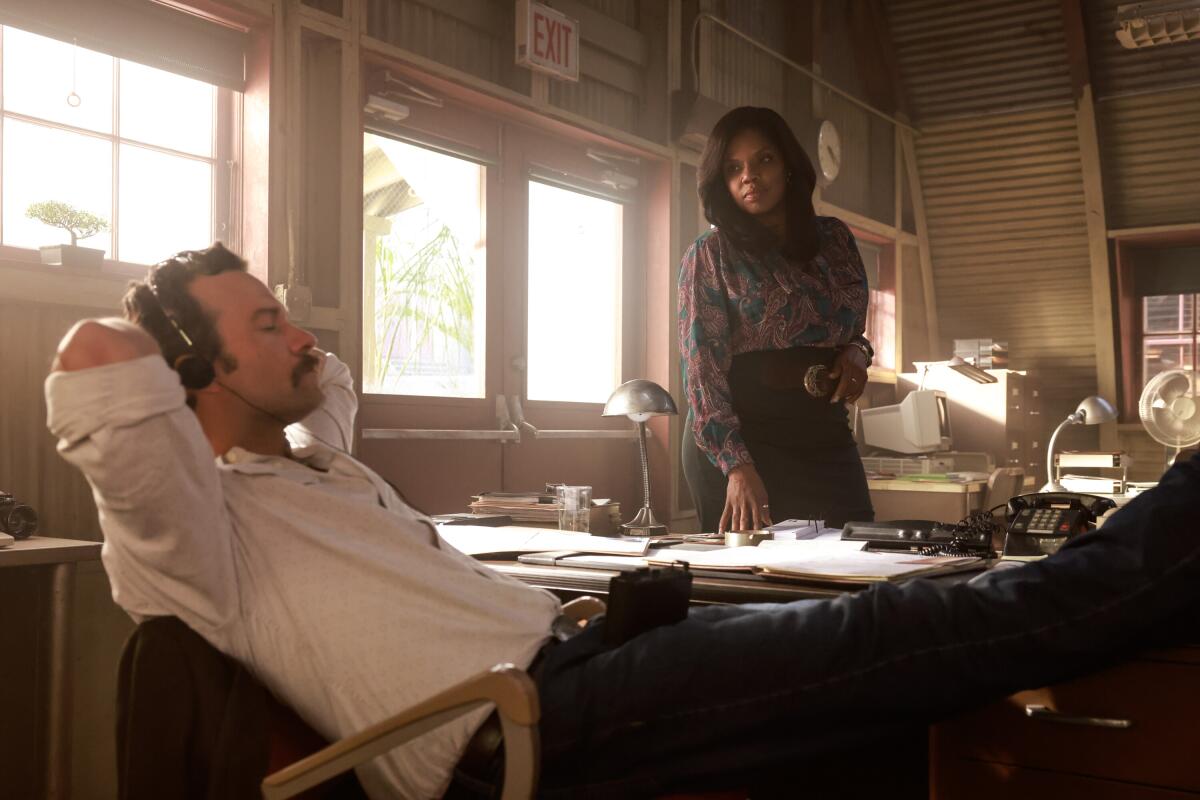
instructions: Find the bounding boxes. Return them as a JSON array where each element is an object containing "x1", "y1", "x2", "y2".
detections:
[
  {"x1": 1024, "y1": 704, "x2": 1133, "y2": 729},
  {"x1": 361, "y1": 396, "x2": 521, "y2": 442},
  {"x1": 508, "y1": 396, "x2": 643, "y2": 440}
]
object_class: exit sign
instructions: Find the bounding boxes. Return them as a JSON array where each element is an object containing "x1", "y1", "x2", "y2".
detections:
[{"x1": 515, "y1": 0, "x2": 580, "y2": 82}]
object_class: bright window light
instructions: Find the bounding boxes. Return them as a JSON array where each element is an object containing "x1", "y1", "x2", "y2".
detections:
[
  {"x1": 0, "y1": 24, "x2": 225, "y2": 264},
  {"x1": 362, "y1": 133, "x2": 487, "y2": 398},
  {"x1": 526, "y1": 181, "x2": 623, "y2": 403}
]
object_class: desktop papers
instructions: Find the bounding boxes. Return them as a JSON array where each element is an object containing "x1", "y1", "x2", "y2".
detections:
[
  {"x1": 757, "y1": 551, "x2": 982, "y2": 585},
  {"x1": 438, "y1": 525, "x2": 650, "y2": 557},
  {"x1": 646, "y1": 533, "x2": 982, "y2": 584},
  {"x1": 646, "y1": 535, "x2": 865, "y2": 571}
]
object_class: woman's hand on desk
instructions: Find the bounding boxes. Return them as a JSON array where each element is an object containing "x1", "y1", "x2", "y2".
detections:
[
  {"x1": 829, "y1": 344, "x2": 868, "y2": 404},
  {"x1": 721, "y1": 464, "x2": 773, "y2": 533}
]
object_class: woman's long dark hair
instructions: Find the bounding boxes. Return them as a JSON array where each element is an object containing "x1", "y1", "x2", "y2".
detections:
[{"x1": 697, "y1": 106, "x2": 819, "y2": 260}]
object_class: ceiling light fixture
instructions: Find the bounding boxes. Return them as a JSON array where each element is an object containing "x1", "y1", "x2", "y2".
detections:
[{"x1": 1116, "y1": 1, "x2": 1200, "y2": 48}]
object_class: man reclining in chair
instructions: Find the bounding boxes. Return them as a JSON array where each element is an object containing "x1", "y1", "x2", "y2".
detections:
[{"x1": 48, "y1": 243, "x2": 1200, "y2": 799}]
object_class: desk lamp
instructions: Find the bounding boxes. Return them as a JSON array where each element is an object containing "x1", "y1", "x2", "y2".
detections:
[
  {"x1": 603, "y1": 379, "x2": 678, "y2": 535},
  {"x1": 1043, "y1": 395, "x2": 1118, "y2": 492},
  {"x1": 917, "y1": 356, "x2": 998, "y2": 389}
]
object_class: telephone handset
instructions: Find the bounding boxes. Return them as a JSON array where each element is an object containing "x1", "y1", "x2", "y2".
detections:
[{"x1": 1001, "y1": 492, "x2": 1118, "y2": 561}]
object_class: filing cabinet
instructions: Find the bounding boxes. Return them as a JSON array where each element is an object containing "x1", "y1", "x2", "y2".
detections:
[
  {"x1": 930, "y1": 647, "x2": 1200, "y2": 798},
  {"x1": 899, "y1": 369, "x2": 1045, "y2": 485}
]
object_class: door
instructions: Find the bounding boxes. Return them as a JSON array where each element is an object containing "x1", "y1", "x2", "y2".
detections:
[{"x1": 356, "y1": 95, "x2": 646, "y2": 519}]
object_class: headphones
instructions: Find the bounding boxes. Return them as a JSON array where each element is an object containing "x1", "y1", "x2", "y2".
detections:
[{"x1": 146, "y1": 274, "x2": 216, "y2": 391}]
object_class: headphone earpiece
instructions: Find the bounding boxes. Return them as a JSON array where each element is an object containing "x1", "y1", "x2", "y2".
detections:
[{"x1": 173, "y1": 353, "x2": 216, "y2": 390}]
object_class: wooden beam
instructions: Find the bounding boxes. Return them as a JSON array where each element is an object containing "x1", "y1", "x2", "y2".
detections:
[
  {"x1": 1108, "y1": 222, "x2": 1200, "y2": 239},
  {"x1": 897, "y1": 118, "x2": 940, "y2": 357},
  {"x1": 1061, "y1": 0, "x2": 1119, "y2": 449}
]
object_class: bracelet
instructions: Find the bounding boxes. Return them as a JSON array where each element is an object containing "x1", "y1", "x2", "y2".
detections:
[{"x1": 843, "y1": 340, "x2": 873, "y2": 368}]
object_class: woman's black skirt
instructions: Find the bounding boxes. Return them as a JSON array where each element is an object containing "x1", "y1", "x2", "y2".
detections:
[{"x1": 682, "y1": 346, "x2": 874, "y2": 531}]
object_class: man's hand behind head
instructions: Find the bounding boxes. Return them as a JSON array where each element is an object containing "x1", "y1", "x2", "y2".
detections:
[{"x1": 53, "y1": 318, "x2": 161, "y2": 373}]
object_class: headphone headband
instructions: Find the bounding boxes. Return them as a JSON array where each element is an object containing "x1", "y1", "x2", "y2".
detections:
[{"x1": 145, "y1": 267, "x2": 215, "y2": 390}]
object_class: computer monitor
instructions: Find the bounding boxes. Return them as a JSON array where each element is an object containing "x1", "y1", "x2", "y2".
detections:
[{"x1": 860, "y1": 389, "x2": 952, "y2": 454}]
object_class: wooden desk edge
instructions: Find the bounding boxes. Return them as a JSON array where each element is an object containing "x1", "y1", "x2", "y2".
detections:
[{"x1": 0, "y1": 537, "x2": 102, "y2": 568}]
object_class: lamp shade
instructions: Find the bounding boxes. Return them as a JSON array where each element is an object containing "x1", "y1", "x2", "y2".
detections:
[
  {"x1": 602, "y1": 379, "x2": 677, "y2": 422},
  {"x1": 1074, "y1": 395, "x2": 1118, "y2": 425},
  {"x1": 947, "y1": 355, "x2": 998, "y2": 384}
]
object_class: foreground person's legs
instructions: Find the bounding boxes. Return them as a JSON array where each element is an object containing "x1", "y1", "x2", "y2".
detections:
[{"x1": 536, "y1": 454, "x2": 1200, "y2": 798}]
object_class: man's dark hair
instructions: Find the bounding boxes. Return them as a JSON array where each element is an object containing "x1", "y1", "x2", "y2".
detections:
[
  {"x1": 697, "y1": 106, "x2": 819, "y2": 260},
  {"x1": 123, "y1": 243, "x2": 248, "y2": 401}
]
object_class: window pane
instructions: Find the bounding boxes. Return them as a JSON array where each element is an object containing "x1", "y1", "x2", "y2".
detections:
[
  {"x1": 118, "y1": 145, "x2": 212, "y2": 264},
  {"x1": 526, "y1": 181, "x2": 623, "y2": 403},
  {"x1": 3, "y1": 118, "x2": 112, "y2": 254},
  {"x1": 1144, "y1": 294, "x2": 1193, "y2": 334},
  {"x1": 362, "y1": 134, "x2": 486, "y2": 397},
  {"x1": 3, "y1": 27, "x2": 113, "y2": 134},
  {"x1": 119, "y1": 60, "x2": 215, "y2": 157},
  {"x1": 1144, "y1": 337, "x2": 1195, "y2": 383}
]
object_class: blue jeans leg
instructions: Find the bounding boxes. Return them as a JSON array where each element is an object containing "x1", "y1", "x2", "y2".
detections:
[{"x1": 535, "y1": 455, "x2": 1200, "y2": 798}]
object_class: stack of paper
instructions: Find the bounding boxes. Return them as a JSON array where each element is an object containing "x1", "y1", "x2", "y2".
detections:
[
  {"x1": 757, "y1": 551, "x2": 982, "y2": 584},
  {"x1": 468, "y1": 491, "x2": 621, "y2": 534},
  {"x1": 1059, "y1": 474, "x2": 1124, "y2": 495}
]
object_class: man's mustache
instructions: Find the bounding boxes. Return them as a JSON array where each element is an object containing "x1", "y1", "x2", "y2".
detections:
[{"x1": 292, "y1": 353, "x2": 320, "y2": 387}]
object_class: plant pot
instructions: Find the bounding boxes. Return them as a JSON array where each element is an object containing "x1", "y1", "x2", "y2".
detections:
[{"x1": 39, "y1": 244, "x2": 105, "y2": 269}]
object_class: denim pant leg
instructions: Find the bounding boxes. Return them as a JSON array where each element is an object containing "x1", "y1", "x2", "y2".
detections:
[{"x1": 535, "y1": 455, "x2": 1200, "y2": 798}]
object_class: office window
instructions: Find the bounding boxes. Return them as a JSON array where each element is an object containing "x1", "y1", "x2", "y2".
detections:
[
  {"x1": 0, "y1": 26, "x2": 224, "y2": 264},
  {"x1": 362, "y1": 133, "x2": 487, "y2": 397},
  {"x1": 526, "y1": 181, "x2": 623, "y2": 403},
  {"x1": 856, "y1": 238, "x2": 896, "y2": 372},
  {"x1": 1143, "y1": 294, "x2": 1197, "y2": 382}
]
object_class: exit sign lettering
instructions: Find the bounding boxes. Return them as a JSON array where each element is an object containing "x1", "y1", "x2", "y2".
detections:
[{"x1": 515, "y1": 0, "x2": 580, "y2": 82}]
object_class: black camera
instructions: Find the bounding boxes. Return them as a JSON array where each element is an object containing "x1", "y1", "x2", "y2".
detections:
[{"x1": 0, "y1": 492, "x2": 38, "y2": 540}]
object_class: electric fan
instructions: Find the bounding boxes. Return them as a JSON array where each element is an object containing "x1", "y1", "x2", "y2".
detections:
[{"x1": 1138, "y1": 369, "x2": 1200, "y2": 471}]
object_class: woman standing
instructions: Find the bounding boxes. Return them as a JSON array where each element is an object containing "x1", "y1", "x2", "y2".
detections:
[{"x1": 679, "y1": 106, "x2": 875, "y2": 532}]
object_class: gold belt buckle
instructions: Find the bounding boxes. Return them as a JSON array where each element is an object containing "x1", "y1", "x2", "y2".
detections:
[{"x1": 803, "y1": 364, "x2": 832, "y2": 397}]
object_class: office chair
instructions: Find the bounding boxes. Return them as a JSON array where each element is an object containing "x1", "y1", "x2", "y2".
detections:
[
  {"x1": 984, "y1": 466, "x2": 1025, "y2": 516},
  {"x1": 116, "y1": 616, "x2": 539, "y2": 800}
]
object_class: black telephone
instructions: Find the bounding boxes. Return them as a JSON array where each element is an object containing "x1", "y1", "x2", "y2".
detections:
[{"x1": 1001, "y1": 493, "x2": 1118, "y2": 561}]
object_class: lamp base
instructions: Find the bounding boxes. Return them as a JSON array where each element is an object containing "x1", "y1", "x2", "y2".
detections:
[
  {"x1": 1041, "y1": 481, "x2": 1065, "y2": 493},
  {"x1": 621, "y1": 505, "x2": 668, "y2": 536}
]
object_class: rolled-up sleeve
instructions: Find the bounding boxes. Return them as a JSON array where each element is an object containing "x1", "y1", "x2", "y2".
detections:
[
  {"x1": 678, "y1": 237, "x2": 754, "y2": 475},
  {"x1": 46, "y1": 355, "x2": 238, "y2": 634},
  {"x1": 288, "y1": 352, "x2": 357, "y2": 452}
]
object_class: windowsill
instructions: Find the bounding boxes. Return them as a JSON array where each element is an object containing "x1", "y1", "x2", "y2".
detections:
[{"x1": 0, "y1": 250, "x2": 146, "y2": 309}]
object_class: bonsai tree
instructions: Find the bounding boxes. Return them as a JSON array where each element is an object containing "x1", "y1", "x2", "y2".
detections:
[{"x1": 26, "y1": 201, "x2": 108, "y2": 246}]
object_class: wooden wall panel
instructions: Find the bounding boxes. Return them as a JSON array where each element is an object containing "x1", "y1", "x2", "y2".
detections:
[
  {"x1": 0, "y1": 299, "x2": 110, "y2": 542},
  {"x1": 1098, "y1": 86, "x2": 1200, "y2": 230},
  {"x1": 1117, "y1": 425, "x2": 1178, "y2": 483}
]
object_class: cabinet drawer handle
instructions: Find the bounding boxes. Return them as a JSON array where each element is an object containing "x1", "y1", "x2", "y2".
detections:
[{"x1": 1024, "y1": 704, "x2": 1133, "y2": 729}]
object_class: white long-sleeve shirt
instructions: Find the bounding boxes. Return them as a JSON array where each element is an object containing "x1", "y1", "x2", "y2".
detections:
[{"x1": 45, "y1": 353, "x2": 561, "y2": 799}]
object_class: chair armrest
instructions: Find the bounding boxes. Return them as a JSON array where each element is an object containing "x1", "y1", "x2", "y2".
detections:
[
  {"x1": 561, "y1": 595, "x2": 606, "y2": 625},
  {"x1": 261, "y1": 664, "x2": 540, "y2": 800}
]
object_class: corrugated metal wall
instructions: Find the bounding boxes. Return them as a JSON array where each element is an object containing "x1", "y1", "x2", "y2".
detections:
[
  {"x1": 888, "y1": 0, "x2": 1073, "y2": 120},
  {"x1": 364, "y1": 0, "x2": 650, "y2": 137},
  {"x1": 914, "y1": 107, "x2": 1096, "y2": 417},
  {"x1": 888, "y1": 0, "x2": 1093, "y2": 425},
  {"x1": 1097, "y1": 86, "x2": 1200, "y2": 229},
  {"x1": 1087, "y1": 0, "x2": 1200, "y2": 230}
]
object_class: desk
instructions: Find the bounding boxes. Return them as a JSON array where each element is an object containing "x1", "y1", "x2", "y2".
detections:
[
  {"x1": 487, "y1": 561, "x2": 850, "y2": 604},
  {"x1": 0, "y1": 537, "x2": 102, "y2": 800},
  {"x1": 867, "y1": 478, "x2": 985, "y2": 522}
]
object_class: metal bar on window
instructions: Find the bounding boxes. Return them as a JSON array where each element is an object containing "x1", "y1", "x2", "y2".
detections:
[
  {"x1": 508, "y1": 395, "x2": 641, "y2": 441},
  {"x1": 361, "y1": 396, "x2": 521, "y2": 442}
]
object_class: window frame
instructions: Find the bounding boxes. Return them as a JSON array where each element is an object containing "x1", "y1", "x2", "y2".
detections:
[
  {"x1": 1114, "y1": 233, "x2": 1200, "y2": 421},
  {"x1": 0, "y1": 24, "x2": 237, "y2": 273},
  {"x1": 848, "y1": 225, "x2": 898, "y2": 379}
]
